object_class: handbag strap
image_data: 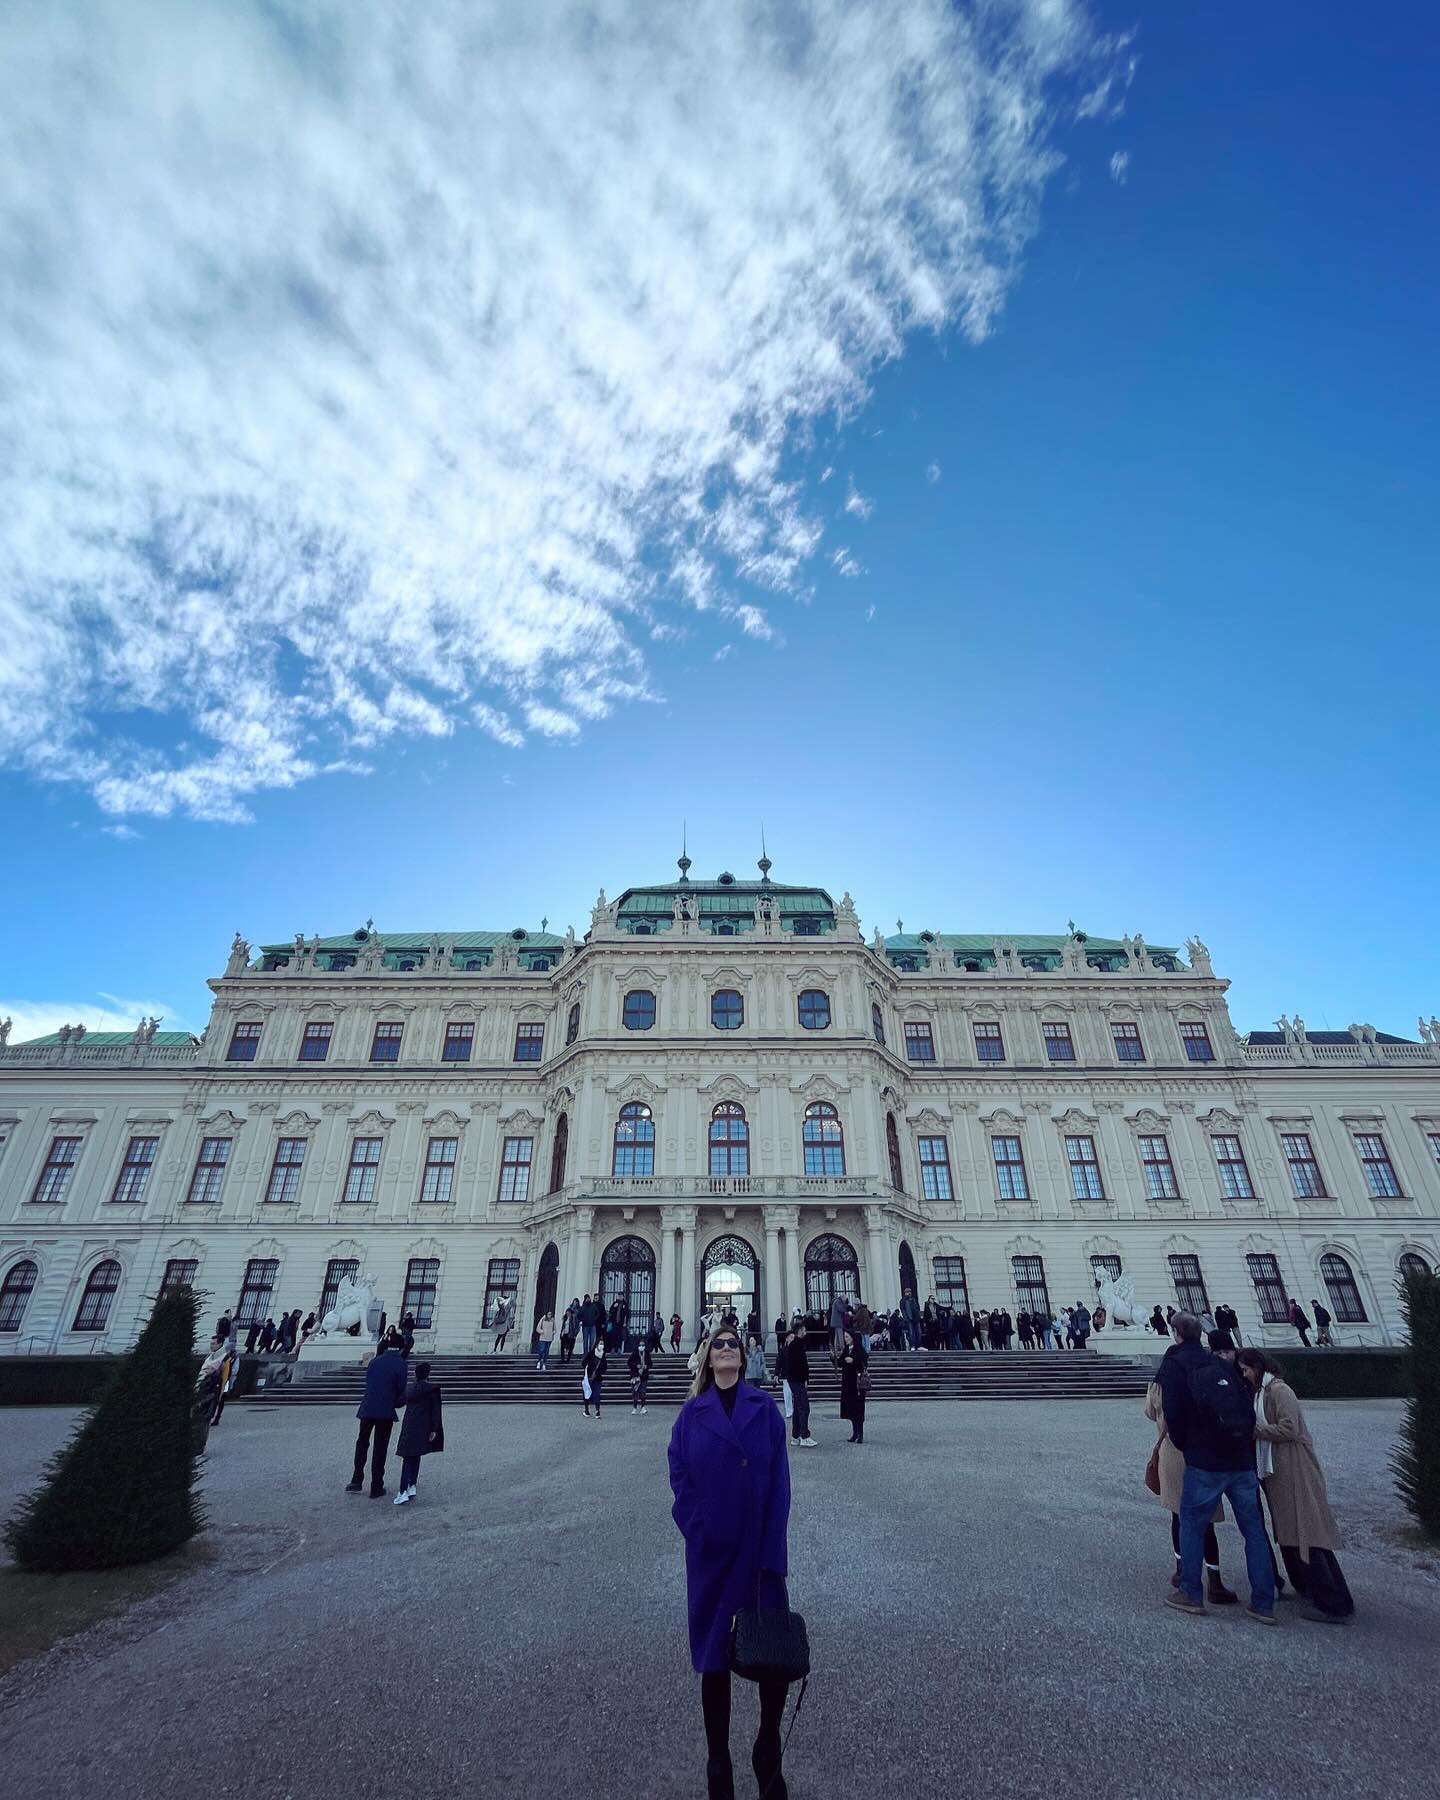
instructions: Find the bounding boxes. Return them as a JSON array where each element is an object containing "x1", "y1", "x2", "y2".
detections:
[{"x1": 757, "y1": 1677, "x2": 808, "y2": 1800}]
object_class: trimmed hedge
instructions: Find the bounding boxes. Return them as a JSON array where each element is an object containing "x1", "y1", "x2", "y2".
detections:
[
  {"x1": 1393, "y1": 1267, "x2": 1440, "y2": 1535},
  {"x1": 0, "y1": 1358, "x2": 125, "y2": 1407},
  {"x1": 1267, "y1": 1348, "x2": 1409, "y2": 1401}
]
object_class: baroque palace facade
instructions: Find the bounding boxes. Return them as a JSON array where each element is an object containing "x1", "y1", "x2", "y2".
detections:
[{"x1": 1, "y1": 864, "x2": 1438, "y2": 1357}]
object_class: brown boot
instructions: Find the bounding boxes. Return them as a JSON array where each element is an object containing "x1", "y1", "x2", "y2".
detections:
[{"x1": 1207, "y1": 1567, "x2": 1239, "y2": 1606}]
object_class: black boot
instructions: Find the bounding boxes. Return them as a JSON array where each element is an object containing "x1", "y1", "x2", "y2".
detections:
[
  {"x1": 707, "y1": 1755, "x2": 735, "y2": 1800},
  {"x1": 752, "y1": 1732, "x2": 788, "y2": 1800}
]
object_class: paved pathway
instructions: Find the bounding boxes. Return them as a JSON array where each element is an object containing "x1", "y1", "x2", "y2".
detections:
[{"x1": 1, "y1": 1397, "x2": 1437, "y2": 1799}]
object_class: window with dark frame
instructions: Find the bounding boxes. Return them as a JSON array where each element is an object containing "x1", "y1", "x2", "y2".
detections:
[
  {"x1": 419, "y1": 1137, "x2": 457, "y2": 1203},
  {"x1": 622, "y1": 990, "x2": 657, "y2": 1031},
  {"x1": 1354, "y1": 1133, "x2": 1402, "y2": 1198},
  {"x1": 72, "y1": 1259, "x2": 122, "y2": 1332},
  {"x1": 264, "y1": 1137, "x2": 306, "y2": 1204},
  {"x1": 187, "y1": 1136, "x2": 231, "y2": 1204},
  {"x1": 442, "y1": 1021, "x2": 474, "y2": 1062},
  {"x1": 1245, "y1": 1253, "x2": 1289, "y2": 1323},
  {"x1": 1320, "y1": 1251, "x2": 1367, "y2": 1323},
  {"x1": 797, "y1": 990, "x2": 831, "y2": 1031},
  {"x1": 871, "y1": 1003, "x2": 886, "y2": 1046},
  {"x1": 402, "y1": 1257, "x2": 440, "y2": 1329},
  {"x1": 612, "y1": 1103, "x2": 655, "y2": 1177},
  {"x1": 1139, "y1": 1135, "x2": 1179, "y2": 1200},
  {"x1": 709, "y1": 1102, "x2": 750, "y2": 1177},
  {"x1": 1213, "y1": 1135, "x2": 1255, "y2": 1198},
  {"x1": 802, "y1": 1102, "x2": 845, "y2": 1176},
  {"x1": 369, "y1": 1022, "x2": 403, "y2": 1063},
  {"x1": 31, "y1": 1136, "x2": 81, "y2": 1204},
  {"x1": 1043, "y1": 1022, "x2": 1076, "y2": 1063},
  {"x1": 973, "y1": 1021, "x2": 1004, "y2": 1061},
  {"x1": 1427, "y1": 1131, "x2": 1440, "y2": 1167},
  {"x1": 1400, "y1": 1251, "x2": 1432, "y2": 1280},
  {"x1": 1065, "y1": 1135, "x2": 1105, "y2": 1201},
  {"x1": 514, "y1": 1021, "x2": 545, "y2": 1061},
  {"x1": 933, "y1": 1254, "x2": 968, "y2": 1312},
  {"x1": 342, "y1": 1137, "x2": 383, "y2": 1204},
  {"x1": 565, "y1": 1002, "x2": 581, "y2": 1047},
  {"x1": 1011, "y1": 1254, "x2": 1051, "y2": 1318},
  {"x1": 298, "y1": 1020, "x2": 333, "y2": 1061},
  {"x1": 482, "y1": 1257, "x2": 519, "y2": 1329},
  {"x1": 1111, "y1": 1021, "x2": 1145, "y2": 1062},
  {"x1": 918, "y1": 1136, "x2": 952, "y2": 1201},
  {"x1": 886, "y1": 1114, "x2": 905, "y2": 1191},
  {"x1": 1180, "y1": 1021, "x2": 1214, "y2": 1062},
  {"x1": 110, "y1": 1135, "x2": 158, "y2": 1204},
  {"x1": 711, "y1": 989, "x2": 744, "y2": 1031},
  {"x1": 992, "y1": 1135, "x2": 1029, "y2": 1201},
  {"x1": 0, "y1": 1260, "x2": 39, "y2": 1333},
  {"x1": 1168, "y1": 1253, "x2": 1209, "y2": 1316},
  {"x1": 1281, "y1": 1133, "x2": 1325, "y2": 1198},
  {"x1": 159, "y1": 1258, "x2": 198, "y2": 1296},
  {"x1": 319, "y1": 1257, "x2": 360, "y2": 1319},
  {"x1": 227, "y1": 1020, "x2": 263, "y2": 1061},
  {"x1": 904, "y1": 1021, "x2": 936, "y2": 1063},
  {"x1": 235, "y1": 1257, "x2": 279, "y2": 1327},
  {"x1": 497, "y1": 1136, "x2": 534, "y2": 1203},
  {"x1": 1090, "y1": 1253, "x2": 1122, "y2": 1289},
  {"x1": 549, "y1": 1113, "x2": 569, "y2": 1193}
]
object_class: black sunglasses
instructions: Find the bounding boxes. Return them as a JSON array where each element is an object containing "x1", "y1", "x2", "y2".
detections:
[{"x1": 710, "y1": 1336, "x2": 741, "y2": 1350}]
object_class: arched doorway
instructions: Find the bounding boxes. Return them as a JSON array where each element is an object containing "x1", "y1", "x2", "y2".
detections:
[
  {"x1": 804, "y1": 1232, "x2": 860, "y2": 1319},
  {"x1": 703, "y1": 1234, "x2": 759, "y2": 1329},
  {"x1": 600, "y1": 1235, "x2": 656, "y2": 1348},
  {"x1": 530, "y1": 1242, "x2": 559, "y2": 1351},
  {"x1": 898, "y1": 1240, "x2": 918, "y2": 1301}
]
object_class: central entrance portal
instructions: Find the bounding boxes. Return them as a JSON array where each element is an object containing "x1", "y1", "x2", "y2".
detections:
[
  {"x1": 702, "y1": 1233, "x2": 759, "y2": 1329},
  {"x1": 599, "y1": 1234, "x2": 655, "y2": 1349}
]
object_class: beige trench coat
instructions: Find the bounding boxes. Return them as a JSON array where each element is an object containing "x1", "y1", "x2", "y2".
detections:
[
  {"x1": 1256, "y1": 1378, "x2": 1343, "y2": 1556},
  {"x1": 1143, "y1": 1382, "x2": 1222, "y2": 1520}
]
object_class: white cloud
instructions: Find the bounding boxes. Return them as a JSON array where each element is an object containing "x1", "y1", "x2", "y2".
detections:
[
  {"x1": 713, "y1": 643, "x2": 733, "y2": 662},
  {"x1": 926, "y1": 462, "x2": 942, "y2": 484},
  {"x1": 832, "y1": 547, "x2": 861, "y2": 578},
  {"x1": 844, "y1": 481, "x2": 875, "y2": 521},
  {"x1": 2, "y1": 992, "x2": 191, "y2": 1044},
  {"x1": 100, "y1": 822, "x2": 140, "y2": 839},
  {"x1": 864, "y1": 604, "x2": 876, "y2": 623},
  {"x1": 1109, "y1": 150, "x2": 1131, "y2": 185},
  {"x1": 0, "y1": 1, "x2": 1112, "y2": 820},
  {"x1": 819, "y1": 466, "x2": 835, "y2": 484}
]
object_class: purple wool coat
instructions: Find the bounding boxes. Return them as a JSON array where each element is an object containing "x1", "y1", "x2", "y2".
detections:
[{"x1": 667, "y1": 1381, "x2": 791, "y2": 1673}]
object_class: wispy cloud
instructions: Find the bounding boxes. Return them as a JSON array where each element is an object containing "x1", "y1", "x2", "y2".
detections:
[
  {"x1": 2, "y1": 992, "x2": 192, "y2": 1044},
  {"x1": 1109, "y1": 150, "x2": 1131, "y2": 185},
  {"x1": 0, "y1": 1, "x2": 1112, "y2": 822},
  {"x1": 713, "y1": 643, "x2": 733, "y2": 662},
  {"x1": 844, "y1": 482, "x2": 875, "y2": 521},
  {"x1": 926, "y1": 463, "x2": 942, "y2": 484},
  {"x1": 100, "y1": 822, "x2": 141, "y2": 840},
  {"x1": 864, "y1": 604, "x2": 877, "y2": 623},
  {"x1": 832, "y1": 548, "x2": 862, "y2": 578}
]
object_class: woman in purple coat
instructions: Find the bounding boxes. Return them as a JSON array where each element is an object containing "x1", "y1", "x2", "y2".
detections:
[{"x1": 668, "y1": 1327, "x2": 792, "y2": 1800}]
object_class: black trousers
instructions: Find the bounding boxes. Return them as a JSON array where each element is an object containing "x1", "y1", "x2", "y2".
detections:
[
  {"x1": 789, "y1": 1382, "x2": 810, "y2": 1440},
  {"x1": 353, "y1": 1418, "x2": 393, "y2": 1490},
  {"x1": 400, "y1": 1454, "x2": 421, "y2": 1490},
  {"x1": 1279, "y1": 1543, "x2": 1354, "y2": 1616},
  {"x1": 1171, "y1": 1512, "x2": 1221, "y2": 1566}
]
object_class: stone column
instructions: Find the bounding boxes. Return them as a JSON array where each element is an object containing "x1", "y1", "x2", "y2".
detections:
[
  {"x1": 777, "y1": 1205, "x2": 803, "y2": 1317},
  {"x1": 679, "y1": 1207, "x2": 698, "y2": 1333},
  {"x1": 570, "y1": 1206, "x2": 594, "y2": 1304},
  {"x1": 763, "y1": 1211, "x2": 782, "y2": 1338},
  {"x1": 864, "y1": 1205, "x2": 892, "y2": 1313},
  {"x1": 658, "y1": 1207, "x2": 680, "y2": 1322}
]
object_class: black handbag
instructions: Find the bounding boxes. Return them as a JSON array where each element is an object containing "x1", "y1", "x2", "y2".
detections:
[{"x1": 731, "y1": 1586, "x2": 811, "y2": 1684}]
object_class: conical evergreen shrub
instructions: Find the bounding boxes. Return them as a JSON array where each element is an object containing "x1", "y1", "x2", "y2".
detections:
[
  {"x1": 4, "y1": 1285, "x2": 206, "y2": 1571},
  {"x1": 1392, "y1": 1263, "x2": 1440, "y2": 1539}
]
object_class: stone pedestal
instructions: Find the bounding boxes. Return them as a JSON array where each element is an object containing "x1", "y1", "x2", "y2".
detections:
[{"x1": 297, "y1": 1335, "x2": 375, "y2": 1370}]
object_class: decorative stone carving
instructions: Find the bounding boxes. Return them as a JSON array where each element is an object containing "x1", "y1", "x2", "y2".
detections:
[{"x1": 1185, "y1": 937, "x2": 1213, "y2": 976}]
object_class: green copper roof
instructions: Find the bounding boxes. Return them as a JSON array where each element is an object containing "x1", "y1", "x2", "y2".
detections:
[
  {"x1": 258, "y1": 930, "x2": 565, "y2": 954},
  {"x1": 886, "y1": 933, "x2": 1179, "y2": 954},
  {"x1": 13, "y1": 1031, "x2": 194, "y2": 1048}
]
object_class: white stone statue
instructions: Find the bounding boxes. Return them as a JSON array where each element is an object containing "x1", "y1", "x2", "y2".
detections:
[
  {"x1": 1185, "y1": 936, "x2": 1213, "y2": 976},
  {"x1": 1418, "y1": 1016, "x2": 1431, "y2": 1045},
  {"x1": 0, "y1": 1016, "x2": 11, "y2": 1048},
  {"x1": 1094, "y1": 1269, "x2": 1137, "y2": 1326},
  {"x1": 1292, "y1": 1015, "x2": 1306, "y2": 1040},
  {"x1": 226, "y1": 932, "x2": 250, "y2": 976},
  {"x1": 317, "y1": 1274, "x2": 381, "y2": 1340},
  {"x1": 872, "y1": 927, "x2": 886, "y2": 953}
]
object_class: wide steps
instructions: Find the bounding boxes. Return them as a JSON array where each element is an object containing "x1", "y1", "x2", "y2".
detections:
[{"x1": 240, "y1": 1349, "x2": 1150, "y2": 1407}]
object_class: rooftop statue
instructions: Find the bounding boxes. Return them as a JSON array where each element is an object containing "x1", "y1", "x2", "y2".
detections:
[
  {"x1": 1184, "y1": 936, "x2": 1213, "y2": 975},
  {"x1": 226, "y1": 932, "x2": 250, "y2": 976},
  {"x1": 0, "y1": 1017, "x2": 10, "y2": 1048}
]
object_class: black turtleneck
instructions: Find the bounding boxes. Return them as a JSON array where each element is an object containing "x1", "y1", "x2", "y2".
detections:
[{"x1": 716, "y1": 1380, "x2": 740, "y2": 1416}]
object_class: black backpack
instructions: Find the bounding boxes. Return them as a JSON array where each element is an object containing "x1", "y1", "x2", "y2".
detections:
[{"x1": 1187, "y1": 1358, "x2": 1255, "y2": 1444}]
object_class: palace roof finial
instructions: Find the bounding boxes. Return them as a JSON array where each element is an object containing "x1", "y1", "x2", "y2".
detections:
[
  {"x1": 677, "y1": 822, "x2": 691, "y2": 883},
  {"x1": 758, "y1": 823, "x2": 772, "y2": 883}
]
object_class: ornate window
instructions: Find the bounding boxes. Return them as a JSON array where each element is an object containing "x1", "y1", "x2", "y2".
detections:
[
  {"x1": 370, "y1": 1022, "x2": 403, "y2": 1063},
  {"x1": 159, "y1": 1259, "x2": 197, "y2": 1296},
  {"x1": 1065, "y1": 1136, "x2": 1104, "y2": 1201},
  {"x1": 513, "y1": 1022, "x2": 545, "y2": 1062},
  {"x1": 1180, "y1": 1021, "x2": 1214, "y2": 1062},
  {"x1": 0, "y1": 1260, "x2": 39, "y2": 1333},
  {"x1": 1043, "y1": 1022, "x2": 1075, "y2": 1063},
  {"x1": 73, "y1": 1259, "x2": 123, "y2": 1332},
  {"x1": 1427, "y1": 1132, "x2": 1440, "y2": 1167},
  {"x1": 622, "y1": 989, "x2": 656, "y2": 1031},
  {"x1": 1112, "y1": 1021, "x2": 1144, "y2": 1062},
  {"x1": 709, "y1": 1102, "x2": 750, "y2": 1177},
  {"x1": 973, "y1": 1021, "x2": 1004, "y2": 1062},
  {"x1": 236, "y1": 1258, "x2": 279, "y2": 1327},
  {"x1": 1213, "y1": 1135, "x2": 1255, "y2": 1198},
  {"x1": 342, "y1": 1138, "x2": 383, "y2": 1204},
  {"x1": 319, "y1": 1258, "x2": 359, "y2": 1319},
  {"x1": 419, "y1": 1137, "x2": 457, "y2": 1203},
  {"x1": 1168, "y1": 1253, "x2": 1209, "y2": 1316},
  {"x1": 933, "y1": 1255, "x2": 968, "y2": 1312},
  {"x1": 187, "y1": 1137, "x2": 231, "y2": 1205},
  {"x1": 264, "y1": 1137, "x2": 306, "y2": 1205},
  {"x1": 1354, "y1": 1134, "x2": 1402, "y2": 1198},
  {"x1": 498, "y1": 1137, "x2": 534, "y2": 1204},
  {"x1": 1090, "y1": 1253, "x2": 1122, "y2": 1289},
  {"x1": 1320, "y1": 1252, "x2": 1367, "y2": 1323},
  {"x1": 227, "y1": 1021, "x2": 262, "y2": 1061},
  {"x1": 904, "y1": 1021, "x2": 936, "y2": 1063},
  {"x1": 871, "y1": 1003, "x2": 886, "y2": 1047},
  {"x1": 702, "y1": 1234, "x2": 758, "y2": 1316},
  {"x1": 403, "y1": 1257, "x2": 441, "y2": 1329},
  {"x1": 797, "y1": 990, "x2": 830, "y2": 1031},
  {"x1": 1400, "y1": 1251, "x2": 1432, "y2": 1280},
  {"x1": 992, "y1": 1135, "x2": 1028, "y2": 1201},
  {"x1": 482, "y1": 1258, "x2": 519, "y2": 1328},
  {"x1": 549, "y1": 1113, "x2": 569, "y2": 1194},
  {"x1": 298, "y1": 1021, "x2": 333, "y2": 1061},
  {"x1": 918, "y1": 1136, "x2": 952, "y2": 1201},
  {"x1": 1012, "y1": 1254, "x2": 1051, "y2": 1318},
  {"x1": 711, "y1": 989, "x2": 744, "y2": 1031},
  {"x1": 1140, "y1": 1135, "x2": 1179, "y2": 1200},
  {"x1": 1281, "y1": 1133, "x2": 1325, "y2": 1198},
  {"x1": 110, "y1": 1135, "x2": 159, "y2": 1204},
  {"x1": 802, "y1": 1102, "x2": 845, "y2": 1177},
  {"x1": 1246, "y1": 1253, "x2": 1289, "y2": 1323},
  {"x1": 565, "y1": 1002, "x2": 581, "y2": 1047},
  {"x1": 804, "y1": 1233, "x2": 859, "y2": 1314},
  {"x1": 886, "y1": 1114, "x2": 905, "y2": 1191},
  {"x1": 612, "y1": 1103, "x2": 656, "y2": 1178},
  {"x1": 31, "y1": 1135, "x2": 81, "y2": 1204},
  {"x1": 442, "y1": 1021, "x2": 474, "y2": 1062}
]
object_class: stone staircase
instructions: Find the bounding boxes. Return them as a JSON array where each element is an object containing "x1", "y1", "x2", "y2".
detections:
[{"x1": 240, "y1": 1347, "x2": 1151, "y2": 1408}]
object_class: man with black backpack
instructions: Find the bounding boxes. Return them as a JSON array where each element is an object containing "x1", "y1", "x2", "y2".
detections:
[{"x1": 1157, "y1": 1312, "x2": 1277, "y2": 1624}]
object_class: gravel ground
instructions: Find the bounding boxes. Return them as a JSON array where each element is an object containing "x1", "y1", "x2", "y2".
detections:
[{"x1": 1, "y1": 1397, "x2": 1437, "y2": 1800}]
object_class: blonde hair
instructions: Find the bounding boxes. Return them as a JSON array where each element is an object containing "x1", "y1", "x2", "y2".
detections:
[{"x1": 689, "y1": 1333, "x2": 717, "y2": 1399}]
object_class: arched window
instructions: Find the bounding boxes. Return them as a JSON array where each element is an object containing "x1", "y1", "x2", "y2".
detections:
[
  {"x1": 531, "y1": 1243, "x2": 560, "y2": 1341},
  {"x1": 797, "y1": 990, "x2": 830, "y2": 1030},
  {"x1": 623, "y1": 989, "x2": 656, "y2": 1031},
  {"x1": 73, "y1": 1258, "x2": 122, "y2": 1332},
  {"x1": 886, "y1": 1114, "x2": 905, "y2": 1192},
  {"x1": 711, "y1": 989, "x2": 744, "y2": 1031},
  {"x1": 802, "y1": 1102, "x2": 845, "y2": 1177},
  {"x1": 898, "y1": 1239, "x2": 918, "y2": 1299},
  {"x1": 871, "y1": 1002, "x2": 886, "y2": 1047},
  {"x1": 565, "y1": 1002, "x2": 581, "y2": 1047},
  {"x1": 703, "y1": 1234, "x2": 759, "y2": 1320},
  {"x1": 709, "y1": 1102, "x2": 750, "y2": 1177},
  {"x1": 1400, "y1": 1251, "x2": 1432, "y2": 1281},
  {"x1": 804, "y1": 1233, "x2": 859, "y2": 1315},
  {"x1": 1320, "y1": 1251, "x2": 1367, "y2": 1323},
  {"x1": 612, "y1": 1102, "x2": 656, "y2": 1178},
  {"x1": 599, "y1": 1235, "x2": 655, "y2": 1346},
  {"x1": 549, "y1": 1112, "x2": 569, "y2": 1194},
  {"x1": 0, "y1": 1259, "x2": 38, "y2": 1334}
]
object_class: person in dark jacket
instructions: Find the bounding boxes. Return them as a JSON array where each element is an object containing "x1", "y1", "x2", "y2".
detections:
[
  {"x1": 668, "y1": 1327, "x2": 793, "y2": 1800},
  {"x1": 1148, "y1": 1305, "x2": 1169, "y2": 1336},
  {"x1": 393, "y1": 1361, "x2": 444, "y2": 1505},
  {"x1": 1157, "y1": 1312, "x2": 1276, "y2": 1621},
  {"x1": 399, "y1": 1313, "x2": 416, "y2": 1358},
  {"x1": 1288, "y1": 1298, "x2": 1312, "y2": 1346},
  {"x1": 838, "y1": 1329, "x2": 869, "y2": 1444},
  {"x1": 1214, "y1": 1302, "x2": 1242, "y2": 1346},
  {"x1": 629, "y1": 1340, "x2": 653, "y2": 1413},
  {"x1": 579, "y1": 1294, "x2": 600, "y2": 1356},
  {"x1": 245, "y1": 1320, "x2": 262, "y2": 1353},
  {"x1": 560, "y1": 1298, "x2": 581, "y2": 1363},
  {"x1": 1310, "y1": 1299, "x2": 1335, "y2": 1347},
  {"x1": 783, "y1": 1327, "x2": 814, "y2": 1447},
  {"x1": 347, "y1": 1343, "x2": 408, "y2": 1498},
  {"x1": 582, "y1": 1340, "x2": 607, "y2": 1417},
  {"x1": 256, "y1": 1317, "x2": 276, "y2": 1353}
]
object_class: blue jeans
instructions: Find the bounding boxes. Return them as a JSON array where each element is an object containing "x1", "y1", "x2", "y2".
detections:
[
  {"x1": 537, "y1": 1341, "x2": 551, "y2": 1364},
  {"x1": 1179, "y1": 1466, "x2": 1275, "y2": 1611},
  {"x1": 582, "y1": 1326, "x2": 596, "y2": 1355}
]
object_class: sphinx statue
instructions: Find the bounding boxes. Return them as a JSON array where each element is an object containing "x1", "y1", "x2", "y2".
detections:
[{"x1": 1094, "y1": 1268, "x2": 1137, "y2": 1326}]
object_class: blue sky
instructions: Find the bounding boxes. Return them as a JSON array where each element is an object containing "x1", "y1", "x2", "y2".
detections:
[{"x1": 1, "y1": 1, "x2": 1436, "y2": 1043}]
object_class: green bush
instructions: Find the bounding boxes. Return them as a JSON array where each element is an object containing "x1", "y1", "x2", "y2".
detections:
[
  {"x1": 1393, "y1": 1266, "x2": 1440, "y2": 1538},
  {"x1": 3, "y1": 1287, "x2": 207, "y2": 1571},
  {"x1": 0, "y1": 1358, "x2": 124, "y2": 1407},
  {"x1": 1278, "y1": 1348, "x2": 1409, "y2": 1401}
]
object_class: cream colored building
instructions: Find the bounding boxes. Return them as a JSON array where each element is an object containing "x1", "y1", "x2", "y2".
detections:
[{"x1": 2, "y1": 865, "x2": 1437, "y2": 1356}]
